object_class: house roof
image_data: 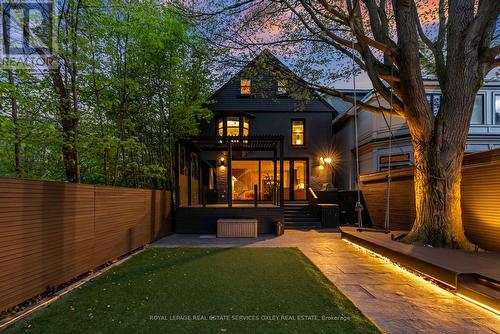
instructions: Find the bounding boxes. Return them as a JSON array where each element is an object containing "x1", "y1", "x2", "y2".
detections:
[
  {"x1": 325, "y1": 89, "x2": 372, "y2": 114},
  {"x1": 207, "y1": 50, "x2": 337, "y2": 114},
  {"x1": 331, "y1": 89, "x2": 376, "y2": 129},
  {"x1": 186, "y1": 135, "x2": 283, "y2": 152}
]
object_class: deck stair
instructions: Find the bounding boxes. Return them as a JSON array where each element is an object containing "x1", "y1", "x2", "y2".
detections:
[{"x1": 284, "y1": 203, "x2": 321, "y2": 230}]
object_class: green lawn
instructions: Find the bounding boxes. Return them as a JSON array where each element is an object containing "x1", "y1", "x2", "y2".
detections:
[{"x1": 6, "y1": 248, "x2": 379, "y2": 334}]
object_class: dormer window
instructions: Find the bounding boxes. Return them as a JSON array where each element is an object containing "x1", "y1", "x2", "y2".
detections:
[{"x1": 240, "y1": 79, "x2": 251, "y2": 95}]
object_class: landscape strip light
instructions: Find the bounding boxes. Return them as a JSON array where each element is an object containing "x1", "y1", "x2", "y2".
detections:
[
  {"x1": 342, "y1": 239, "x2": 500, "y2": 316},
  {"x1": 0, "y1": 248, "x2": 146, "y2": 330}
]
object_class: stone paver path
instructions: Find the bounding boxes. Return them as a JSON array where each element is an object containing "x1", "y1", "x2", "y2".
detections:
[{"x1": 152, "y1": 230, "x2": 500, "y2": 333}]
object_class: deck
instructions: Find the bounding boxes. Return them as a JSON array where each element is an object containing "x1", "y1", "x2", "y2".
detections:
[
  {"x1": 340, "y1": 227, "x2": 500, "y2": 311},
  {"x1": 176, "y1": 204, "x2": 283, "y2": 234}
]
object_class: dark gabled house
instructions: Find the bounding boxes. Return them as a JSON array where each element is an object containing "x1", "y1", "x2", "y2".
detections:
[{"x1": 175, "y1": 50, "x2": 337, "y2": 234}]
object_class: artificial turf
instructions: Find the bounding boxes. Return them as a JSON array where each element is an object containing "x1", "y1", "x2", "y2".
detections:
[{"x1": 6, "y1": 248, "x2": 380, "y2": 334}]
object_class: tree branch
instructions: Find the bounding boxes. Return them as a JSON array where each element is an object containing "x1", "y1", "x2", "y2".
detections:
[{"x1": 294, "y1": 0, "x2": 363, "y2": 52}]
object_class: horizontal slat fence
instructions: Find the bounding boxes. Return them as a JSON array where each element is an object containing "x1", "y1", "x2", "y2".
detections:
[
  {"x1": 360, "y1": 148, "x2": 500, "y2": 251},
  {"x1": 0, "y1": 178, "x2": 172, "y2": 312}
]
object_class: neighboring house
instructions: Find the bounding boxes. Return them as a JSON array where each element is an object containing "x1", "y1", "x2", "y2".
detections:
[
  {"x1": 176, "y1": 50, "x2": 338, "y2": 210},
  {"x1": 332, "y1": 80, "x2": 500, "y2": 190}
]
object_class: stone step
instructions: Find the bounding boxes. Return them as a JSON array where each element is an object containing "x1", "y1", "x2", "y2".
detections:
[
  {"x1": 285, "y1": 223, "x2": 322, "y2": 230},
  {"x1": 284, "y1": 217, "x2": 320, "y2": 223}
]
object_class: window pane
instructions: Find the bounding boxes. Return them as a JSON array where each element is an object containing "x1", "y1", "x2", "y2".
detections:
[
  {"x1": 495, "y1": 95, "x2": 500, "y2": 125},
  {"x1": 218, "y1": 119, "x2": 224, "y2": 136},
  {"x1": 259, "y1": 160, "x2": 289, "y2": 201},
  {"x1": 226, "y1": 117, "x2": 239, "y2": 136},
  {"x1": 292, "y1": 120, "x2": 304, "y2": 146},
  {"x1": 240, "y1": 79, "x2": 251, "y2": 95},
  {"x1": 471, "y1": 95, "x2": 484, "y2": 124},
  {"x1": 243, "y1": 118, "x2": 250, "y2": 137},
  {"x1": 293, "y1": 160, "x2": 306, "y2": 200},
  {"x1": 232, "y1": 160, "x2": 258, "y2": 200}
]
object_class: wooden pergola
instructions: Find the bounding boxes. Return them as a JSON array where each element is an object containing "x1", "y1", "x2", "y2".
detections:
[{"x1": 189, "y1": 135, "x2": 285, "y2": 208}]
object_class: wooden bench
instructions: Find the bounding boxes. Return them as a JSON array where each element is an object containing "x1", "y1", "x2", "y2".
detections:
[{"x1": 217, "y1": 219, "x2": 258, "y2": 238}]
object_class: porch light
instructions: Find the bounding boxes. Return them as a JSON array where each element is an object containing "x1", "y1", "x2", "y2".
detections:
[
  {"x1": 220, "y1": 157, "x2": 225, "y2": 167},
  {"x1": 320, "y1": 156, "x2": 333, "y2": 166}
]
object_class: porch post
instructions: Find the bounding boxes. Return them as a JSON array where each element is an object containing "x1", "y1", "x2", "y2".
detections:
[
  {"x1": 273, "y1": 148, "x2": 277, "y2": 205},
  {"x1": 279, "y1": 138, "x2": 284, "y2": 208},
  {"x1": 187, "y1": 151, "x2": 192, "y2": 206},
  {"x1": 227, "y1": 140, "x2": 233, "y2": 207}
]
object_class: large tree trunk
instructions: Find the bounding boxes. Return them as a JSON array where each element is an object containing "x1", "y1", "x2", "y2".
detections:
[
  {"x1": 7, "y1": 69, "x2": 24, "y2": 177},
  {"x1": 404, "y1": 140, "x2": 472, "y2": 249},
  {"x1": 49, "y1": 66, "x2": 81, "y2": 183}
]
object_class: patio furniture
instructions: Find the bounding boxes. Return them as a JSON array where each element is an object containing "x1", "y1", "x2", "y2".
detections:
[{"x1": 217, "y1": 218, "x2": 258, "y2": 238}]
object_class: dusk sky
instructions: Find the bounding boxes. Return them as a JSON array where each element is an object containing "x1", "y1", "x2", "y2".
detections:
[{"x1": 200, "y1": 0, "x2": 499, "y2": 90}]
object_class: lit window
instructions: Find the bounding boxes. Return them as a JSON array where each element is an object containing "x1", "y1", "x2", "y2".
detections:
[
  {"x1": 471, "y1": 95, "x2": 484, "y2": 125},
  {"x1": 277, "y1": 81, "x2": 286, "y2": 95},
  {"x1": 240, "y1": 79, "x2": 251, "y2": 95},
  {"x1": 226, "y1": 117, "x2": 240, "y2": 136},
  {"x1": 217, "y1": 116, "x2": 251, "y2": 138},
  {"x1": 495, "y1": 95, "x2": 500, "y2": 125},
  {"x1": 218, "y1": 119, "x2": 224, "y2": 136},
  {"x1": 243, "y1": 118, "x2": 250, "y2": 137},
  {"x1": 291, "y1": 120, "x2": 304, "y2": 146}
]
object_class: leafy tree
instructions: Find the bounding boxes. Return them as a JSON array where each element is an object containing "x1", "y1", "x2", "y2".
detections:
[
  {"x1": 192, "y1": 0, "x2": 499, "y2": 249},
  {"x1": 1, "y1": 0, "x2": 212, "y2": 190}
]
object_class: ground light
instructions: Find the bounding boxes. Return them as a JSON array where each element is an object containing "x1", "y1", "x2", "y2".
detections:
[
  {"x1": 0, "y1": 249, "x2": 146, "y2": 331},
  {"x1": 342, "y1": 239, "x2": 500, "y2": 316}
]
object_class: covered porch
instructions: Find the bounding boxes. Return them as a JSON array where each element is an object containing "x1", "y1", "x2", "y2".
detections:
[
  {"x1": 175, "y1": 136, "x2": 286, "y2": 234},
  {"x1": 176, "y1": 135, "x2": 286, "y2": 208}
]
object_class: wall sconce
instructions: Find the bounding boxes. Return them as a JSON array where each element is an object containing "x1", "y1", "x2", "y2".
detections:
[
  {"x1": 320, "y1": 156, "x2": 333, "y2": 166},
  {"x1": 220, "y1": 157, "x2": 225, "y2": 167}
]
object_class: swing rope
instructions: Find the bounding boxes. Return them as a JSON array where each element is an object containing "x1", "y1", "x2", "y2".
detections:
[
  {"x1": 351, "y1": 38, "x2": 364, "y2": 231},
  {"x1": 383, "y1": 0, "x2": 394, "y2": 234},
  {"x1": 384, "y1": 64, "x2": 394, "y2": 234},
  {"x1": 350, "y1": 22, "x2": 394, "y2": 233}
]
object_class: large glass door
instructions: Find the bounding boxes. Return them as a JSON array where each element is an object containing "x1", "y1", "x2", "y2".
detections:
[
  {"x1": 232, "y1": 160, "x2": 259, "y2": 200},
  {"x1": 231, "y1": 159, "x2": 306, "y2": 201},
  {"x1": 291, "y1": 160, "x2": 307, "y2": 200}
]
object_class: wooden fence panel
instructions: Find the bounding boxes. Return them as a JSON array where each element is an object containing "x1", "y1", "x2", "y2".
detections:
[
  {"x1": 93, "y1": 188, "x2": 172, "y2": 266},
  {"x1": 461, "y1": 163, "x2": 500, "y2": 251},
  {"x1": 360, "y1": 149, "x2": 500, "y2": 251},
  {"x1": 0, "y1": 178, "x2": 172, "y2": 312},
  {"x1": 0, "y1": 178, "x2": 95, "y2": 312},
  {"x1": 94, "y1": 187, "x2": 151, "y2": 266}
]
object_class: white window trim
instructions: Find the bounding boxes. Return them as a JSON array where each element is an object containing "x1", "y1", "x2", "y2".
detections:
[
  {"x1": 493, "y1": 92, "x2": 500, "y2": 126},
  {"x1": 471, "y1": 92, "x2": 486, "y2": 125}
]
